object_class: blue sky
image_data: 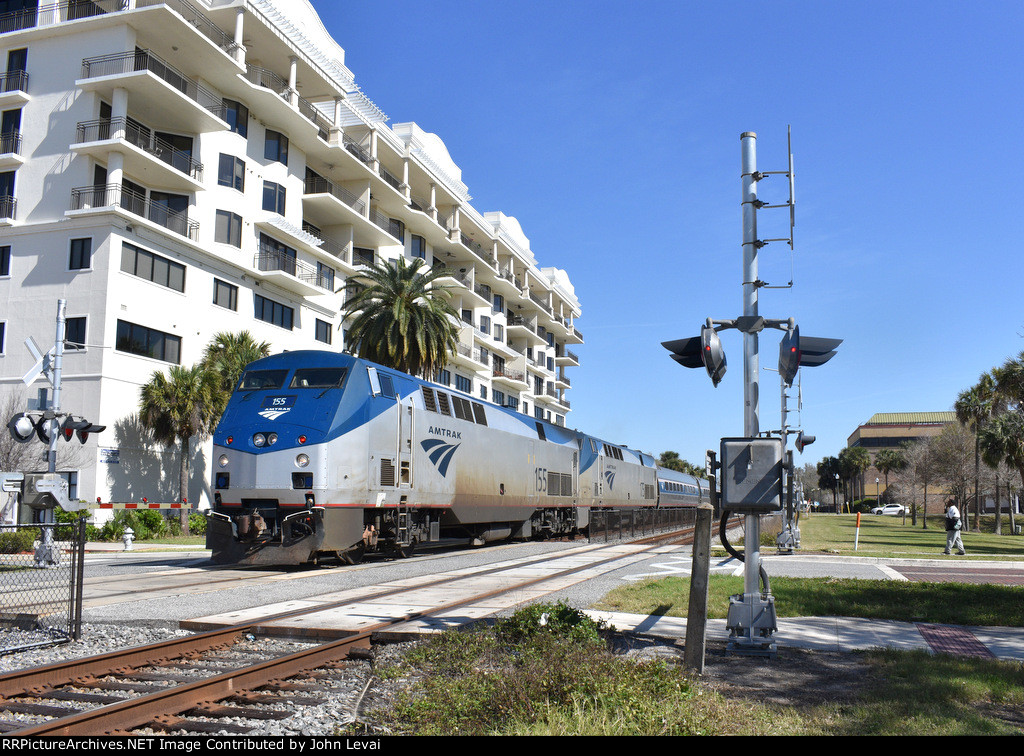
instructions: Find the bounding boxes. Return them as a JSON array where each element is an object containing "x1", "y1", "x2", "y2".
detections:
[{"x1": 316, "y1": 0, "x2": 1023, "y2": 470}]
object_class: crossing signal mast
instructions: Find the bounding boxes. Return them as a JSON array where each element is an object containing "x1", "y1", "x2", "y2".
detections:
[{"x1": 662, "y1": 128, "x2": 841, "y2": 657}]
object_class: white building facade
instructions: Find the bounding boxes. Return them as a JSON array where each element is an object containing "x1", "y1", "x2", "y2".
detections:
[{"x1": 0, "y1": 0, "x2": 582, "y2": 515}]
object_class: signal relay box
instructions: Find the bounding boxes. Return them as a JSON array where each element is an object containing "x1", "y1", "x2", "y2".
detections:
[{"x1": 719, "y1": 437, "x2": 784, "y2": 513}]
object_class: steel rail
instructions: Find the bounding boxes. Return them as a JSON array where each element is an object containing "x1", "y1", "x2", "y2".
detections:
[{"x1": 5, "y1": 520, "x2": 726, "y2": 734}]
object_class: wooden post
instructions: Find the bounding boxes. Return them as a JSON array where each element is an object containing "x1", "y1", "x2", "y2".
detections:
[{"x1": 685, "y1": 451, "x2": 717, "y2": 674}]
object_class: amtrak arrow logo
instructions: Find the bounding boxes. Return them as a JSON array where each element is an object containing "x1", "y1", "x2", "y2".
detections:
[
  {"x1": 421, "y1": 439, "x2": 460, "y2": 477},
  {"x1": 604, "y1": 470, "x2": 616, "y2": 490}
]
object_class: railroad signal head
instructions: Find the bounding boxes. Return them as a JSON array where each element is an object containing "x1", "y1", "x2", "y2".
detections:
[
  {"x1": 7, "y1": 413, "x2": 36, "y2": 444},
  {"x1": 700, "y1": 325, "x2": 727, "y2": 387},
  {"x1": 662, "y1": 326, "x2": 727, "y2": 387},
  {"x1": 61, "y1": 416, "x2": 103, "y2": 443},
  {"x1": 779, "y1": 325, "x2": 801, "y2": 386},
  {"x1": 795, "y1": 431, "x2": 815, "y2": 454}
]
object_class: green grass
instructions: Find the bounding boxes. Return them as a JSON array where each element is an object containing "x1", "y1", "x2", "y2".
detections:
[
  {"x1": 594, "y1": 575, "x2": 1024, "y2": 626},
  {"x1": 790, "y1": 513, "x2": 1024, "y2": 560}
]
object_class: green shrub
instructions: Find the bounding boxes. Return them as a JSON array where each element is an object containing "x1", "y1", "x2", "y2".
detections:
[{"x1": 0, "y1": 528, "x2": 39, "y2": 554}]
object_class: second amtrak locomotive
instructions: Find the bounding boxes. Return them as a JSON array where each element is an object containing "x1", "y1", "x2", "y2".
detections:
[{"x1": 206, "y1": 350, "x2": 709, "y2": 565}]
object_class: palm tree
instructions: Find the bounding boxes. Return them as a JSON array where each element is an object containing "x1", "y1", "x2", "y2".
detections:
[
  {"x1": 980, "y1": 411, "x2": 1022, "y2": 535},
  {"x1": 341, "y1": 257, "x2": 459, "y2": 377},
  {"x1": 955, "y1": 372, "x2": 996, "y2": 530},
  {"x1": 874, "y1": 447, "x2": 907, "y2": 508},
  {"x1": 139, "y1": 364, "x2": 222, "y2": 535},
  {"x1": 201, "y1": 331, "x2": 272, "y2": 412}
]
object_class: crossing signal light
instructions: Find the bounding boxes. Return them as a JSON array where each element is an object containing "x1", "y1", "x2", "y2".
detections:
[
  {"x1": 779, "y1": 326, "x2": 801, "y2": 386},
  {"x1": 662, "y1": 325, "x2": 727, "y2": 387},
  {"x1": 7, "y1": 413, "x2": 36, "y2": 444},
  {"x1": 61, "y1": 416, "x2": 104, "y2": 443},
  {"x1": 778, "y1": 329, "x2": 843, "y2": 386},
  {"x1": 700, "y1": 325, "x2": 727, "y2": 387},
  {"x1": 795, "y1": 431, "x2": 815, "y2": 454}
]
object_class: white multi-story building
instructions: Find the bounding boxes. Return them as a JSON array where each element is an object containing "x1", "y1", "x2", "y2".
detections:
[{"x1": 0, "y1": 0, "x2": 582, "y2": 514}]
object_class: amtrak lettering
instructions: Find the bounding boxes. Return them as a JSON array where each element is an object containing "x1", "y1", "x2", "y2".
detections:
[{"x1": 428, "y1": 426, "x2": 462, "y2": 439}]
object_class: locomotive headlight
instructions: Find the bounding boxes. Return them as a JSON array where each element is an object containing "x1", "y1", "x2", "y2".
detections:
[
  {"x1": 253, "y1": 433, "x2": 266, "y2": 447},
  {"x1": 218, "y1": 454, "x2": 229, "y2": 468},
  {"x1": 296, "y1": 453, "x2": 310, "y2": 468},
  {"x1": 267, "y1": 433, "x2": 278, "y2": 445}
]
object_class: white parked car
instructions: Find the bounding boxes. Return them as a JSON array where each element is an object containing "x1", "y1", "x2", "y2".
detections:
[{"x1": 871, "y1": 503, "x2": 905, "y2": 516}]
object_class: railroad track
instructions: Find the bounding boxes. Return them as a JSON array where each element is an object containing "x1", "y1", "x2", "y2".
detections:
[{"x1": 0, "y1": 522, "x2": 719, "y2": 735}]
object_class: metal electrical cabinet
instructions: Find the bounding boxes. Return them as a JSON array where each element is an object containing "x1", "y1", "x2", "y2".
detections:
[{"x1": 719, "y1": 438, "x2": 784, "y2": 513}]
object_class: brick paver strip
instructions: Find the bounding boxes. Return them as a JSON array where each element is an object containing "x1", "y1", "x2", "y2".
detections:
[
  {"x1": 895, "y1": 567, "x2": 1024, "y2": 586},
  {"x1": 917, "y1": 623, "x2": 995, "y2": 658}
]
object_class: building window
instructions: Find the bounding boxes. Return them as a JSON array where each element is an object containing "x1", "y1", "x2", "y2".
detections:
[
  {"x1": 0, "y1": 321, "x2": 5, "y2": 354},
  {"x1": 264, "y1": 129, "x2": 288, "y2": 165},
  {"x1": 223, "y1": 99, "x2": 248, "y2": 137},
  {"x1": 213, "y1": 278, "x2": 237, "y2": 311},
  {"x1": 65, "y1": 316, "x2": 86, "y2": 350},
  {"x1": 438, "y1": 369, "x2": 450, "y2": 386},
  {"x1": 388, "y1": 217, "x2": 405, "y2": 243},
  {"x1": 410, "y1": 234, "x2": 426, "y2": 259},
  {"x1": 217, "y1": 154, "x2": 245, "y2": 192},
  {"x1": 115, "y1": 319, "x2": 181, "y2": 363},
  {"x1": 69, "y1": 238, "x2": 91, "y2": 270},
  {"x1": 316, "y1": 261, "x2": 334, "y2": 291},
  {"x1": 493, "y1": 294, "x2": 503, "y2": 313},
  {"x1": 254, "y1": 293, "x2": 293, "y2": 330},
  {"x1": 315, "y1": 318, "x2": 332, "y2": 345},
  {"x1": 455, "y1": 374, "x2": 472, "y2": 394},
  {"x1": 262, "y1": 181, "x2": 286, "y2": 214},
  {"x1": 215, "y1": 210, "x2": 242, "y2": 247},
  {"x1": 479, "y1": 316, "x2": 490, "y2": 335},
  {"x1": 0, "y1": 245, "x2": 9, "y2": 276},
  {"x1": 121, "y1": 242, "x2": 185, "y2": 292}
]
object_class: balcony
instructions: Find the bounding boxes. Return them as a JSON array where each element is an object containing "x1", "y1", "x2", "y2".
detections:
[
  {"x1": 73, "y1": 118, "x2": 203, "y2": 190},
  {"x1": 253, "y1": 246, "x2": 330, "y2": 297},
  {"x1": 0, "y1": 70, "x2": 28, "y2": 109},
  {"x1": 78, "y1": 50, "x2": 228, "y2": 133},
  {"x1": 0, "y1": 131, "x2": 23, "y2": 169},
  {"x1": 69, "y1": 183, "x2": 198, "y2": 241},
  {"x1": 555, "y1": 348, "x2": 580, "y2": 367},
  {"x1": 242, "y1": 65, "x2": 331, "y2": 143},
  {"x1": 0, "y1": 195, "x2": 15, "y2": 222}
]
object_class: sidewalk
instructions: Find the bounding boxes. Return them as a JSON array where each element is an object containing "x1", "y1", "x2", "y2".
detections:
[
  {"x1": 586, "y1": 611, "x2": 1024, "y2": 662},
  {"x1": 83, "y1": 541, "x2": 209, "y2": 552}
]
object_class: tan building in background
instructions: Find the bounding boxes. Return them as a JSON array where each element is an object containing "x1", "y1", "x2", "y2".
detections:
[{"x1": 848, "y1": 412, "x2": 956, "y2": 498}]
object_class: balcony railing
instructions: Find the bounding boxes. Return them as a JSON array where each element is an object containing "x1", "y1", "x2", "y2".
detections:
[
  {"x1": 255, "y1": 246, "x2": 328, "y2": 291},
  {"x1": 76, "y1": 118, "x2": 203, "y2": 180},
  {"x1": 80, "y1": 50, "x2": 225, "y2": 119},
  {"x1": 70, "y1": 184, "x2": 198, "y2": 240},
  {"x1": 0, "y1": 131, "x2": 21, "y2": 155},
  {"x1": 0, "y1": 195, "x2": 15, "y2": 220},
  {"x1": 245, "y1": 65, "x2": 330, "y2": 141},
  {"x1": 342, "y1": 133, "x2": 372, "y2": 165},
  {"x1": 0, "y1": 0, "x2": 121, "y2": 33},
  {"x1": 135, "y1": 0, "x2": 234, "y2": 53},
  {"x1": 379, "y1": 164, "x2": 402, "y2": 192},
  {"x1": 0, "y1": 70, "x2": 28, "y2": 93},
  {"x1": 304, "y1": 175, "x2": 366, "y2": 215},
  {"x1": 493, "y1": 365, "x2": 526, "y2": 383},
  {"x1": 368, "y1": 207, "x2": 401, "y2": 240}
]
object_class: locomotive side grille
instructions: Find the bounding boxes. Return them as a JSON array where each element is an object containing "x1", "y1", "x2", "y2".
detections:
[
  {"x1": 453, "y1": 396, "x2": 473, "y2": 421},
  {"x1": 472, "y1": 402, "x2": 488, "y2": 425},
  {"x1": 436, "y1": 391, "x2": 452, "y2": 416},
  {"x1": 380, "y1": 458, "x2": 396, "y2": 487},
  {"x1": 422, "y1": 387, "x2": 437, "y2": 413},
  {"x1": 547, "y1": 471, "x2": 573, "y2": 497}
]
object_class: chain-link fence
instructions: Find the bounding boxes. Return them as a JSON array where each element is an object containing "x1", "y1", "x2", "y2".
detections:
[
  {"x1": 588, "y1": 507, "x2": 699, "y2": 542},
  {"x1": 0, "y1": 520, "x2": 86, "y2": 654}
]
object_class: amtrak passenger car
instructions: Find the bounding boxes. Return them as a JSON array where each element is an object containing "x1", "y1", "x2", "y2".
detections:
[{"x1": 206, "y1": 351, "x2": 692, "y2": 565}]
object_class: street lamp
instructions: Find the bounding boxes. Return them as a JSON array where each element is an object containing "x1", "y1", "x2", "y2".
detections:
[
  {"x1": 876, "y1": 477, "x2": 880, "y2": 507},
  {"x1": 834, "y1": 473, "x2": 839, "y2": 513}
]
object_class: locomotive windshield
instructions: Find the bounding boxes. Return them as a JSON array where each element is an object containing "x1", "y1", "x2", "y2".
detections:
[
  {"x1": 237, "y1": 369, "x2": 288, "y2": 390},
  {"x1": 289, "y1": 367, "x2": 347, "y2": 389}
]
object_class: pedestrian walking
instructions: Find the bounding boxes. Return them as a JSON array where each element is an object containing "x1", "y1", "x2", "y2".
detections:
[{"x1": 943, "y1": 500, "x2": 966, "y2": 555}]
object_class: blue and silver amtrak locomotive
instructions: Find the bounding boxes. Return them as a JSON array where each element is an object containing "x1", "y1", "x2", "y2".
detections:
[{"x1": 206, "y1": 351, "x2": 710, "y2": 565}]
